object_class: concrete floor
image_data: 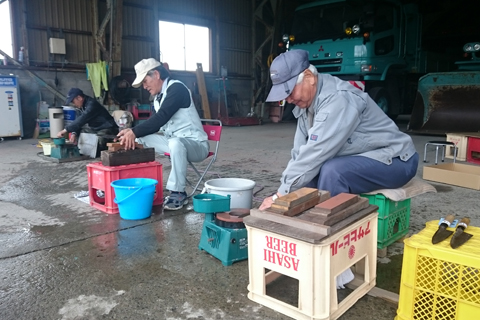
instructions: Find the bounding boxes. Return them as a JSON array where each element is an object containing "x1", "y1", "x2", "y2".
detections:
[{"x1": 1, "y1": 117, "x2": 479, "y2": 320}]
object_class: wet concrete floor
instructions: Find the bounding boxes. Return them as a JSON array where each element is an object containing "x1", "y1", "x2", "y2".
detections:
[{"x1": 1, "y1": 117, "x2": 479, "y2": 319}]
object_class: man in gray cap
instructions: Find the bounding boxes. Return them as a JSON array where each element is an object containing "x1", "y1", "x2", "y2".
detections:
[
  {"x1": 259, "y1": 49, "x2": 418, "y2": 210},
  {"x1": 117, "y1": 58, "x2": 209, "y2": 210}
]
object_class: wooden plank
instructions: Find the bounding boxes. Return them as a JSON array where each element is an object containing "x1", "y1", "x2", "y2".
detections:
[
  {"x1": 243, "y1": 216, "x2": 328, "y2": 244},
  {"x1": 111, "y1": 0, "x2": 123, "y2": 77},
  {"x1": 274, "y1": 188, "x2": 324, "y2": 208},
  {"x1": 196, "y1": 63, "x2": 211, "y2": 119},
  {"x1": 244, "y1": 205, "x2": 378, "y2": 244},
  {"x1": 301, "y1": 198, "x2": 369, "y2": 225},
  {"x1": 311, "y1": 193, "x2": 359, "y2": 215},
  {"x1": 101, "y1": 148, "x2": 155, "y2": 166},
  {"x1": 270, "y1": 203, "x2": 290, "y2": 212},
  {"x1": 327, "y1": 205, "x2": 378, "y2": 235},
  {"x1": 272, "y1": 195, "x2": 321, "y2": 217},
  {"x1": 346, "y1": 278, "x2": 399, "y2": 305},
  {"x1": 108, "y1": 145, "x2": 123, "y2": 152},
  {"x1": 367, "y1": 287, "x2": 399, "y2": 305},
  {"x1": 107, "y1": 142, "x2": 143, "y2": 152},
  {"x1": 106, "y1": 142, "x2": 143, "y2": 148},
  {"x1": 250, "y1": 208, "x2": 330, "y2": 235},
  {"x1": 318, "y1": 190, "x2": 331, "y2": 203}
]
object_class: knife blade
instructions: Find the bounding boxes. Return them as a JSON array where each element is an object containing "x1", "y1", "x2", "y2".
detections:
[
  {"x1": 450, "y1": 217, "x2": 473, "y2": 249},
  {"x1": 432, "y1": 214, "x2": 455, "y2": 244}
]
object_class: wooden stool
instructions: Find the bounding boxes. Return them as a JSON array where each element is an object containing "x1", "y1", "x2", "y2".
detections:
[{"x1": 423, "y1": 141, "x2": 457, "y2": 165}]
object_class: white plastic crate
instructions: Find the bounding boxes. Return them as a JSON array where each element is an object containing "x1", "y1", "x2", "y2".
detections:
[
  {"x1": 245, "y1": 211, "x2": 378, "y2": 320},
  {"x1": 446, "y1": 133, "x2": 469, "y2": 161}
]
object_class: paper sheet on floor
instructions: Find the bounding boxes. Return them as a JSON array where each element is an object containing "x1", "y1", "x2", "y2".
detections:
[{"x1": 74, "y1": 191, "x2": 90, "y2": 204}]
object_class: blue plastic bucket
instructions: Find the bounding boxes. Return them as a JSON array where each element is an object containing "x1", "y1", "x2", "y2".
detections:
[
  {"x1": 63, "y1": 106, "x2": 77, "y2": 121},
  {"x1": 63, "y1": 106, "x2": 77, "y2": 128},
  {"x1": 111, "y1": 178, "x2": 158, "y2": 220}
]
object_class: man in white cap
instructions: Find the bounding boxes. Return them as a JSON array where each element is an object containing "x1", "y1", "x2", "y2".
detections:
[
  {"x1": 259, "y1": 49, "x2": 418, "y2": 210},
  {"x1": 117, "y1": 58, "x2": 209, "y2": 210}
]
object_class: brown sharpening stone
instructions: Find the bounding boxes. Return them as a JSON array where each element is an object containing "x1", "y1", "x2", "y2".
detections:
[
  {"x1": 274, "y1": 187, "x2": 319, "y2": 208},
  {"x1": 312, "y1": 193, "x2": 359, "y2": 216}
]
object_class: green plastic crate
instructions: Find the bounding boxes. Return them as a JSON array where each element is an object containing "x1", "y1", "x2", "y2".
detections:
[{"x1": 360, "y1": 194, "x2": 411, "y2": 249}]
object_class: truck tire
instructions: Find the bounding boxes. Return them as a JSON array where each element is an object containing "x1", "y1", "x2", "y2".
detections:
[{"x1": 368, "y1": 87, "x2": 397, "y2": 120}]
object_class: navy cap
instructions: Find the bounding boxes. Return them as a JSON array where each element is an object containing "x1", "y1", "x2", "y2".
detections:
[
  {"x1": 266, "y1": 50, "x2": 310, "y2": 102},
  {"x1": 65, "y1": 88, "x2": 84, "y2": 105}
]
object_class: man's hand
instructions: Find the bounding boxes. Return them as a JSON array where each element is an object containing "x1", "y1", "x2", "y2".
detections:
[
  {"x1": 117, "y1": 128, "x2": 137, "y2": 150},
  {"x1": 259, "y1": 192, "x2": 282, "y2": 211},
  {"x1": 69, "y1": 133, "x2": 77, "y2": 144},
  {"x1": 56, "y1": 129, "x2": 67, "y2": 138}
]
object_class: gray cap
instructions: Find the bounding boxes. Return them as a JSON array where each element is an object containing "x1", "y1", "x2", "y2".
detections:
[{"x1": 266, "y1": 50, "x2": 310, "y2": 102}]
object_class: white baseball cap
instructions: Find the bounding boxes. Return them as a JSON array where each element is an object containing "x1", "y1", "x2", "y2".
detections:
[{"x1": 132, "y1": 58, "x2": 161, "y2": 88}]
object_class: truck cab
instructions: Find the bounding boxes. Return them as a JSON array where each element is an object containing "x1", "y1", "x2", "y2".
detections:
[{"x1": 285, "y1": 0, "x2": 422, "y2": 118}]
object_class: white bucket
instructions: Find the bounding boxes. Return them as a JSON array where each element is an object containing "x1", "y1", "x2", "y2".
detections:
[
  {"x1": 48, "y1": 107, "x2": 64, "y2": 138},
  {"x1": 204, "y1": 178, "x2": 256, "y2": 209}
]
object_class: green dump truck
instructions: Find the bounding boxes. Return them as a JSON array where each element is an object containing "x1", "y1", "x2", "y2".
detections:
[{"x1": 283, "y1": 0, "x2": 480, "y2": 132}]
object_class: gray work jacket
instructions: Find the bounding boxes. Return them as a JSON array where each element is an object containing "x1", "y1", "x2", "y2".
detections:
[{"x1": 278, "y1": 73, "x2": 417, "y2": 195}]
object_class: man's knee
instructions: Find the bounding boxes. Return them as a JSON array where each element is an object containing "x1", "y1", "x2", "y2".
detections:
[
  {"x1": 319, "y1": 159, "x2": 343, "y2": 180},
  {"x1": 135, "y1": 137, "x2": 145, "y2": 145},
  {"x1": 317, "y1": 159, "x2": 351, "y2": 196},
  {"x1": 168, "y1": 138, "x2": 186, "y2": 154}
]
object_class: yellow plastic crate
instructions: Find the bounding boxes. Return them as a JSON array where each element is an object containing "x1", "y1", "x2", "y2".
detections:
[{"x1": 396, "y1": 220, "x2": 480, "y2": 320}]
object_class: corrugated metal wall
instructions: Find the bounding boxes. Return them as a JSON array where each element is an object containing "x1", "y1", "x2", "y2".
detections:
[
  {"x1": 216, "y1": 1, "x2": 253, "y2": 76},
  {"x1": 122, "y1": 1, "x2": 157, "y2": 67},
  {"x1": 25, "y1": 0, "x2": 95, "y2": 67},
  {"x1": 15, "y1": 0, "x2": 254, "y2": 77}
]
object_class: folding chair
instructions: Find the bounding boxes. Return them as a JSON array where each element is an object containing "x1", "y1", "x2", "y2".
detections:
[{"x1": 165, "y1": 119, "x2": 222, "y2": 197}]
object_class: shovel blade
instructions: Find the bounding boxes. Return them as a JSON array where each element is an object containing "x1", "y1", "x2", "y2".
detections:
[
  {"x1": 450, "y1": 232, "x2": 473, "y2": 249},
  {"x1": 432, "y1": 229, "x2": 454, "y2": 244}
]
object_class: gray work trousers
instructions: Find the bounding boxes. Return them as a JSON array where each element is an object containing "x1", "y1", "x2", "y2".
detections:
[{"x1": 136, "y1": 133, "x2": 209, "y2": 192}]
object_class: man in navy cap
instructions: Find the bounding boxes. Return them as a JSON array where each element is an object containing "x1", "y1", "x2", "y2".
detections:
[
  {"x1": 259, "y1": 49, "x2": 419, "y2": 210},
  {"x1": 56, "y1": 88, "x2": 118, "y2": 149}
]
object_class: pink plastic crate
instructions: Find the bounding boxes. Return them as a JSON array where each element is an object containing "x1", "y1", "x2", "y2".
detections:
[
  {"x1": 467, "y1": 136, "x2": 480, "y2": 165},
  {"x1": 87, "y1": 161, "x2": 163, "y2": 214},
  {"x1": 131, "y1": 104, "x2": 152, "y2": 120}
]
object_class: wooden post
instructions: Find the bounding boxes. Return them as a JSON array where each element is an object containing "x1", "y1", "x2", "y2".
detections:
[
  {"x1": 111, "y1": 0, "x2": 123, "y2": 77},
  {"x1": 196, "y1": 63, "x2": 212, "y2": 119},
  {"x1": 92, "y1": 0, "x2": 100, "y2": 62}
]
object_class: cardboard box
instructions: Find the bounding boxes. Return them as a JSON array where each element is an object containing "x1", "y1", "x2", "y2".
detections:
[{"x1": 423, "y1": 163, "x2": 480, "y2": 190}]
